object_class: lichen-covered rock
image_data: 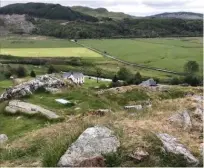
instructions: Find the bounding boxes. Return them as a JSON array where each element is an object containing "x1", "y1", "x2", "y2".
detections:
[
  {"x1": 129, "y1": 147, "x2": 149, "y2": 162},
  {"x1": 5, "y1": 100, "x2": 61, "y2": 120},
  {"x1": 168, "y1": 111, "x2": 192, "y2": 130},
  {"x1": 57, "y1": 126, "x2": 120, "y2": 167},
  {"x1": 0, "y1": 134, "x2": 8, "y2": 144},
  {"x1": 0, "y1": 74, "x2": 66, "y2": 101},
  {"x1": 157, "y1": 133, "x2": 199, "y2": 166}
]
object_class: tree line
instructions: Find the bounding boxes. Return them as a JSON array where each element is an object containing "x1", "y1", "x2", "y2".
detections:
[{"x1": 32, "y1": 18, "x2": 203, "y2": 38}]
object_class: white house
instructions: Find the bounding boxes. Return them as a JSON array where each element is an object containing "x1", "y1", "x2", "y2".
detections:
[{"x1": 63, "y1": 72, "x2": 84, "y2": 84}]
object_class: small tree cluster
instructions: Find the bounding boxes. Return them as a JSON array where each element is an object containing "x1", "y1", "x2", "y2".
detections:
[
  {"x1": 4, "y1": 66, "x2": 27, "y2": 78},
  {"x1": 110, "y1": 67, "x2": 143, "y2": 87}
]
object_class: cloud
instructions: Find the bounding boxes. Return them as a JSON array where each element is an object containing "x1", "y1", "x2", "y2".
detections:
[{"x1": 1, "y1": 0, "x2": 204, "y2": 16}]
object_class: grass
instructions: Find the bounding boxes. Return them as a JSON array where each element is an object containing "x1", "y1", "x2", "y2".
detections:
[
  {"x1": 80, "y1": 37, "x2": 203, "y2": 73},
  {"x1": 41, "y1": 122, "x2": 91, "y2": 167},
  {"x1": 1, "y1": 48, "x2": 102, "y2": 57},
  {"x1": 0, "y1": 102, "x2": 47, "y2": 141},
  {"x1": 0, "y1": 38, "x2": 80, "y2": 48}
]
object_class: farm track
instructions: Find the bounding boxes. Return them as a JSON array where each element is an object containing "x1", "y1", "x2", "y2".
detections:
[{"x1": 77, "y1": 42, "x2": 186, "y2": 76}]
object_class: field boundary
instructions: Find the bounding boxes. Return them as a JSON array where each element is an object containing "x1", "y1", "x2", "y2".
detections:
[{"x1": 77, "y1": 41, "x2": 186, "y2": 76}]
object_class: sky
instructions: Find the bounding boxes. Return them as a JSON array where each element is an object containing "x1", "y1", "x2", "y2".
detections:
[{"x1": 1, "y1": 0, "x2": 204, "y2": 16}]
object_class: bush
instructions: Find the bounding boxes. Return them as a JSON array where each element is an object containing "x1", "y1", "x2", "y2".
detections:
[
  {"x1": 183, "y1": 75, "x2": 202, "y2": 86},
  {"x1": 184, "y1": 61, "x2": 199, "y2": 74},
  {"x1": 4, "y1": 71, "x2": 12, "y2": 79},
  {"x1": 30, "y1": 70, "x2": 36, "y2": 77},
  {"x1": 47, "y1": 65, "x2": 57, "y2": 74},
  {"x1": 117, "y1": 67, "x2": 133, "y2": 81},
  {"x1": 109, "y1": 81, "x2": 123, "y2": 88},
  {"x1": 170, "y1": 77, "x2": 182, "y2": 85},
  {"x1": 16, "y1": 66, "x2": 27, "y2": 78}
]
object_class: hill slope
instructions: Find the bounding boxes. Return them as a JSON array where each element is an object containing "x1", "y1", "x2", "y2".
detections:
[
  {"x1": 71, "y1": 6, "x2": 134, "y2": 20},
  {"x1": 0, "y1": 3, "x2": 98, "y2": 22},
  {"x1": 150, "y1": 12, "x2": 203, "y2": 20}
]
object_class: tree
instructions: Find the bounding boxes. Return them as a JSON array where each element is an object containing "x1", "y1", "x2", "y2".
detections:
[
  {"x1": 117, "y1": 67, "x2": 132, "y2": 81},
  {"x1": 184, "y1": 61, "x2": 199, "y2": 74},
  {"x1": 183, "y1": 75, "x2": 201, "y2": 86},
  {"x1": 47, "y1": 65, "x2": 57, "y2": 74},
  {"x1": 134, "y1": 72, "x2": 142, "y2": 85},
  {"x1": 96, "y1": 68, "x2": 102, "y2": 83},
  {"x1": 16, "y1": 66, "x2": 26, "y2": 78},
  {"x1": 112, "y1": 75, "x2": 118, "y2": 83},
  {"x1": 30, "y1": 70, "x2": 36, "y2": 77}
]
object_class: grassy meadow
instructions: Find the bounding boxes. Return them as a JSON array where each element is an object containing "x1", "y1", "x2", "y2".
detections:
[
  {"x1": 80, "y1": 37, "x2": 203, "y2": 73},
  {"x1": 0, "y1": 37, "x2": 102, "y2": 57}
]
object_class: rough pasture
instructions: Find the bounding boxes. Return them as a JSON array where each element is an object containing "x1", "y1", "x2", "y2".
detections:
[{"x1": 80, "y1": 37, "x2": 203, "y2": 73}]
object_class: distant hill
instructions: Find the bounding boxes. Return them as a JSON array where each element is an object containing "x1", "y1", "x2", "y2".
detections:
[
  {"x1": 150, "y1": 12, "x2": 203, "y2": 20},
  {"x1": 0, "y1": 3, "x2": 98, "y2": 22},
  {"x1": 71, "y1": 6, "x2": 135, "y2": 20}
]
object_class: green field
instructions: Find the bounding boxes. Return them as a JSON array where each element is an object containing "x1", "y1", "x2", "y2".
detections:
[
  {"x1": 80, "y1": 37, "x2": 203, "y2": 73},
  {"x1": 0, "y1": 37, "x2": 102, "y2": 57},
  {"x1": 1, "y1": 48, "x2": 102, "y2": 57}
]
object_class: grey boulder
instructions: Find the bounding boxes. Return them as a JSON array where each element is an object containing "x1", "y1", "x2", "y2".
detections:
[
  {"x1": 57, "y1": 126, "x2": 120, "y2": 167},
  {"x1": 0, "y1": 134, "x2": 8, "y2": 144},
  {"x1": 168, "y1": 111, "x2": 192, "y2": 130},
  {"x1": 157, "y1": 133, "x2": 199, "y2": 166}
]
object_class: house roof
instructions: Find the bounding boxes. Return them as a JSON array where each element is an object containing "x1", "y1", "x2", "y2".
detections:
[{"x1": 63, "y1": 72, "x2": 84, "y2": 79}]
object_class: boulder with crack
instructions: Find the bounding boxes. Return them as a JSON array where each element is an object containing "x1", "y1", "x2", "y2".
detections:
[
  {"x1": 0, "y1": 74, "x2": 66, "y2": 101},
  {"x1": 57, "y1": 126, "x2": 120, "y2": 167},
  {"x1": 157, "y1": 133, "x2": 199, "y2": 166},
  {"x1": 5, "y1": 100, "x2": 61, "y2": 120},
  {"x1": 168, "y1": 110, "x2": 192, "y2": 130}
]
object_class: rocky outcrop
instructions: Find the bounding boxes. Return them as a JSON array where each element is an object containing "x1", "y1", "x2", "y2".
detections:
[
  {"x1": 168, "y1": 111, "x2": 192, "y2": 130},
  {"x1": 157, "y1": 133, "x2": 199, "y2": 166},
  {"x1": 0, "y1": 134, "x2": 8, "y2": 144},
  {"x1": 129, "y1": 147, "x2": 149, "y2": 162},
  {"x1": 57, "y1": 126, "x2": 120, "y2": 167},
  {"x1": 5, "y1": 100, "x2": 61, "y2": 120},
  {"x1": 0, "y1": 74, "x2": 66, "y2": 101},
  {"x1": 0, "y1": 14, "x2": 35, "y2": 34}
]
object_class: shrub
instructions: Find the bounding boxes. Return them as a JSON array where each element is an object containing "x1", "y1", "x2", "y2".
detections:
[
  {"x1": 170, "y1": 77, "x2": 182, "y2": 85},
  {"x1": 184, "y1": 61, "x2": 199, "y2": 74},
  {"x1": 47, "y1": 65, "x2": 57, "y2": 74},
  {"x1": 183, "y1": 75, "x2": 202, "y2": 86},
  {"x1": 16, "y1": 66, "x2": 27, "y2": 78},
  {"x1": 117, "y1": 67, "x2": 133, "y2": 81},
  {"x1": 30, "y1": 70, "x2": 36, "y2": 77}
]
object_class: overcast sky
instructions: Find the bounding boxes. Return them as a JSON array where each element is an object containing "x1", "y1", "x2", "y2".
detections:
[{"x1": 1, "y1": 0, "x2": 204, "y2": 16}]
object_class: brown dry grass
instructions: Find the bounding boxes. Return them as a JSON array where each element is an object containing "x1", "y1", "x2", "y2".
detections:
[{"x1": 1, "y1": 93, "x2": 203, "y2": 166}]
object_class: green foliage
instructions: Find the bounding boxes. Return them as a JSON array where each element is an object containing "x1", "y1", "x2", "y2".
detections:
[
  {"x1": 117, "y1": 67, "x2": 133, "y2": 81},
  {"x1": 183, "y1": 74, "x2": 202, "y2": 86},
  {"x1": 184, "y1": 61, "x2": 199, "y2": 74},
  {"x1": 112, "y1": 74, "x2": 118, "y2": 83},
  {"x1": 170, "y1": 77, "x2": 181, "y2": 85},
  {"x1": 104, "y1": 151, "x2": 124, "y2": 167},
  {"x1": 95, "y1": 67, "x2": 102, "y2": 83},
  {"x1": 0, "y1": 3, "x2": 98, "y2": 22},
  {"x1": 33, "y1": 18, "x2": 203, "y2": 39},
  {"x1": 30, "y1": 70, "x2": 36, "y2": 77},
  {"x1": 16, "y1": 66, "x2": 27, "y2": 78},
  {"x1": 41, "y1": 123, "x2": 90, "y2": 167},
  {"x1": 47, "y1": 65, "x2": 57, "y2": 74}
]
